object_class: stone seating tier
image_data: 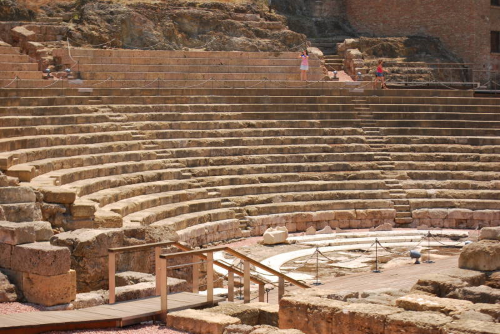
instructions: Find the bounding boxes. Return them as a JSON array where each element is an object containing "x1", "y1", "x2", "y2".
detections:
[
  {"x1": 4, "y1": 95, "x2": 500, "y2": 108},
  {"x1": 0, "y1": 135, "x2": 364, "y2": 173},
  {"x1": 0, "y1": 88, "x2": 475, "y2": 99}
]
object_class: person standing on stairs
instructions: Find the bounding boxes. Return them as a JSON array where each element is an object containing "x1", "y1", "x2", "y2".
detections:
[
  {"x1": 373, "y1": 59, "x2": 388, "y2": 89},
  {"x1": 299, "y1": 50, "x2": 309, "y2": 81}
]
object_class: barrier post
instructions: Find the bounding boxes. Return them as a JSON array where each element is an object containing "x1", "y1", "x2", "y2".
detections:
[
  {"x1": 244, "y1": 260, "x2": 250, "y2": 303},
  {"x1": 192, "y1": 255, "x2": 199, "y2": 293},
  {"x1": 278, "y1": 277, "x2": 285, "y2": 301},
  {"x1": 155, "y1": 246, "x2": 161, "y2": 296},
  {"x1": 228, "y1": 271, "x2": 234, "y2": 302},
  {"x1": 160, "y1": 257, "x2": 168, "y2": 323},
  {"x1": 108, "y1": 252, "x2": 116, "y2": 304},
  {"x1": 373, "y1": 238, "x2": 381, "y2": 273},
  {"x1": 207, "y1": 252, "x2": 214, "y2": 305}
]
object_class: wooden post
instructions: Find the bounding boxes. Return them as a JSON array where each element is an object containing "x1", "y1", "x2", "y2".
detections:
[
  {"x1": 108, "y1": 252, "x2": 116, "y2": 304},
  {"x1": 278, "y1": 277, "x2": 285, "y2": 301},
  {"x1": 160, "y1": 258, "x2": 168, "y2": 324},
  {"x1": 192, "y1": 255, "x2": 199, "y2": 293},
  {"x1": 259, "y1": 283, "x2": 265, "y2": 302},
  {"x1": 155, "y1": 247, "x2": 161, "y2": 296},
  {"x1": 207, "y1": 252, "x2": 214, "y2": 305},
  {"x1": 244, "y1": 260, "x2": 250, "y2": 303},
  {"x1": 228, "y1": 271, "x2": 234, "y2": 302}
]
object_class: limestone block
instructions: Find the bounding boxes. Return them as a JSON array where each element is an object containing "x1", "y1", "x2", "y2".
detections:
[
  {"x1": 335, "y1": 210, "x2": 356, "y2": 220},
  {"x1": 448, "y1": 285, "x2": 500, "y2": 304},
  {"x1": 38, "y1": 186, "x2": 76, "y2": 204},
  {"x1": 262, "y1": 227, "x2": 288, "y2": 245},
  {"x1": 11, "y1": 242, "x2": 70, "y2": 276},
  {"x1": 0, "y1": 221, "x2": 35, "y2": 245},
  {"x1": 411, "y1": 273, "x2": 469, "y2": 297},
  {"x1": 167, "y1": 309, "x2": 241, "y2": 334},
  {"x1": 279, "y1": 295, "x2": 346, "y2": 334},
  {"x1": 51, "y1": 228, "x2": 124, "y2": 257},
  {"x1": 115, "y1": 271, "x2": 155, "y2": 287},
  {"x1": 206, "y1": 303, "x2": 260, "y2": 326},
  {"x1": 395, "y1": 294, "x2": 473, "y2": 315},
  {"x1": 224, "y1": 324, "x2": 254, "y2": 334},
  {"x1": 445, "y1": 319, "x2": 500, "y2": 334},
  {"x1": 428, "y1": 209, "x2": 448, "y2": 219},
  {"x1": 317, "y1": 226, "x2": 333, "y2": 234},
  {"x1": 0, "y1": 187, "x2": 36, "y2": 204},
  {"x1": 448, "y1": 209, "x2": 473, "y2": 220},
  {"x1": 1, "y1": 203, "x2": 43, "y2": 222},
  {"x1": 444, "y1": 268, "x2": 486, "y2": 286},
  {"x1": 472, "y1": 210, "x2": 499, "y2": 221},
  {"x1": 71, "y1": 290, "x2": 107, "y2": 309},
  {"x1": 337, "y1": 303, "x2": 402, "y2": 334},
  {"x1": 371, "y1": 223, "x2": 393, "y2": 231},
  {"x1": 250, "y1": 325, "x2": 305, "y2": 334},
  {"x1": 412, "y1": 209, "x2": 429, "y2": 219},
  {"x1": 385, "y1": 311, "x2": 451, "y2": 334},
  {"x1": 0, "y1": 271, "x2": 18, "y2": 302},
  {"x1": 459, "y1": 240, "x2": 500, "y2": 271},
  {"x1": 94, "y1": 210, "x2": 123, "y2": 228},
  {"x1": 479, "y1": 227, "x2": 500, "y2": 241},
  {"x1": 311, "y1": 211, "x2": 335, "y2": 222},
  {"x1": 305, "y1": 226, "x2": 316, "y2": 235},
  {"x1": 247, "y1": 302, "x2": 279, "y2": 327},
  {"x1": 0, "y1": 243, "x2": 12, "y2": 269},
  {"x1": 70, "y1": 200, "x2": 97, "y2": 218},
  {"x1": 22, "y1": 270, "x2": 76, "y2": 306},
  {"x1": 115, "y1": 282, "x2": 156, "y2": 302},
  {"x1": 12, "y1": 26, "x2": 36, "y2": 40},
  {"x1": 30, "y1": 221, "x2": 53, "y2": 241},
  {"x1": 472, "y1": 303, "x2": 500, "y2": 320}
]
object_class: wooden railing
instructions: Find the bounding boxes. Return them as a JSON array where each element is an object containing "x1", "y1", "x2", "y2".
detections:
[
  {"x1": 159, "y1": 245, "x2": 310, "y2": 323},
  {"x1": 107, "y1": 241, "x2": 273, "y2": 304}
]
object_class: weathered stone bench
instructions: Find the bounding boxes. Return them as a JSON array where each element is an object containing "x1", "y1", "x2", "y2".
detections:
[
  {"x1": 150, "y1": 208, "x2": 236, "y2": 231},
  {"x1": 123, "y1": 198, "x2": 222, "y2": 226}
]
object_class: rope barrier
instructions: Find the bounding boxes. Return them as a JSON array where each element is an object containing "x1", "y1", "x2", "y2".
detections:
[
  {"x1": 66, "y1": 38, "x2": 79, "y2": 67},
  {"x1": 89, "y1": 76, "x2": 113, "y2": 88},
  {"x1": 2, "y1": 76, "x2": 19, "y2": 89},
  {"x1": 41, "y1": 78, "x2": 63, "y2": 89},
  {"x1": 178, "y1": 77, "x2": 214, "y2": 89},
  {"x1": 139, "y1": 77, "x2": 160, "y2": 89}
]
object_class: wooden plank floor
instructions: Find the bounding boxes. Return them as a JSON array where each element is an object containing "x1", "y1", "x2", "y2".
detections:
[{"x1": 0, "y1": 292, "x2": 225, "y2": 334}]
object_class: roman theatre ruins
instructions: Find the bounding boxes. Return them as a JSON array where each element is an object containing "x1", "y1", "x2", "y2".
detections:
[{"x1": 0, "y1": 0, "x2": 499, "y2": 333}]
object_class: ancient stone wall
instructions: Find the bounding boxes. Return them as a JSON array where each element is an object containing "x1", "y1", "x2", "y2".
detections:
[{"x1": 344, "y1": 0, "x2": 500, "y2": 80}]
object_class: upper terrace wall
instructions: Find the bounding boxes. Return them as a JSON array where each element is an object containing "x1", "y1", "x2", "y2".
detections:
[{"x1": 344, "y1": 0, "x2": 499, "y2": 79}]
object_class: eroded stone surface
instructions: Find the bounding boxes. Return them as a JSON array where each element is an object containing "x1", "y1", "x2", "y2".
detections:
[
  {"x1": 0, "y1": 271, "x2": 17, "y2": 302},
  {"x1": 459, "y1": 240, "x2": 500, "y2": 271},
  {"x1": 168, "y1": 309, "x2": 241, "y2": 334},
  {"x1": 11, "y1": 242, "x2": 71, "y2": 276},
  {"x1": 22, "y1": 270, "x2": 76, "y2": 306}
]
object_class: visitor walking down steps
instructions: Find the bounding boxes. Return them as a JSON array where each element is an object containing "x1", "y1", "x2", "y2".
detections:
[{"x1": 299, "y1": 50, "x2": 309, "y2": 81}]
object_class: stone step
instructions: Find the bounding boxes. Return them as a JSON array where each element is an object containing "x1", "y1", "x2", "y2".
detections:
[
  {"x1": 395, "y1": 217, "x2": 413, "y2": 224},
  {"x1": 396, "y1": 212, "x2": 412, "y2": 218},
  {"x1": 392, "y1": 199, "x2": 409, "y2": 205}
]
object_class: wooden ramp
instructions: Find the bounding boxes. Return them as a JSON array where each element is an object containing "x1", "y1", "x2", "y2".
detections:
[{"x1": 0, "y1": 292, "x2": 225, "y2": 334}]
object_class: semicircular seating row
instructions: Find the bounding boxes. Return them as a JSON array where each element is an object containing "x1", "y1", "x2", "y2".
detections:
[{"x1": 1, "y1": 46, "x2": 500, "y2": 247}]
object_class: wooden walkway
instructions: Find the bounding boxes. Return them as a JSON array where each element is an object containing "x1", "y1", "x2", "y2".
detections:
[{"x1": 0, "y1": 292, "x2": 225, "y2": 334}]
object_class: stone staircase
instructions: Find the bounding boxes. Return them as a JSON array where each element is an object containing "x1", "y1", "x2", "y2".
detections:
[
  {"x1": 324, "y1": 55, "x2": 344, "y2": 71},
  {"x1": 309, "y1": 37, "x2": 350, "y2": 55}
]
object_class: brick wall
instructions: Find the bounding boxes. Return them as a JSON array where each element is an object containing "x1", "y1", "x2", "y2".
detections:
[{"x1": 344, "y1": 0, "x2": 500, "y2": 82}]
